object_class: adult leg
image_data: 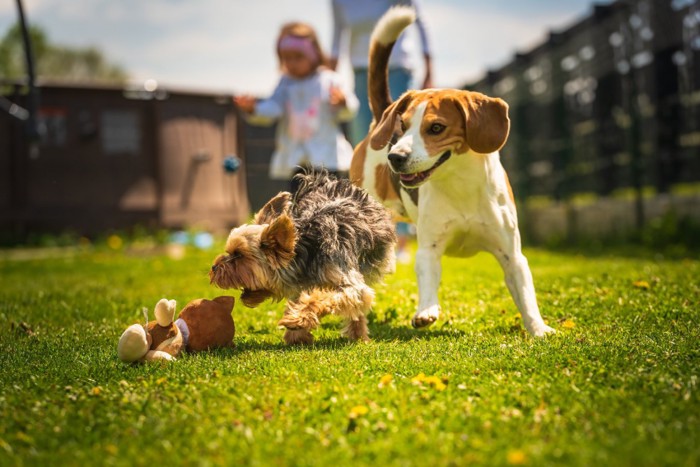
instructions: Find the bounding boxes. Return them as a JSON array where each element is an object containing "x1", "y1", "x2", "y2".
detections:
[
  {"x1": 388, "y1": 67, "x2": 412, "y2": 99},
  {"x1": 350, "y1": 68, "x2": 372, "y2": 146}
]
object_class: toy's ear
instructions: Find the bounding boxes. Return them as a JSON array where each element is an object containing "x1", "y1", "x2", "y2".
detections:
[
  {"x1": 260, "y1": 214, "x2": 296, "y2": 269},
  {"x1": 117, "y1": 324, "x2": 149, "y2": 363},
  {"x1": 212, "y1": 295, "x2": 235, "y2": 312},
  {"x1": 154, "y1": 299, "x2": 176, "y2": 327},
  {"x1": 255, "y1": 192, "x2": 292, "y2": 225}
]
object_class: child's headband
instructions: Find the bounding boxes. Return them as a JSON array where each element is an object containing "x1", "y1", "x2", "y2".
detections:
[{"x1": 279, "y1": 35, "x2": 319, "y2": 64}]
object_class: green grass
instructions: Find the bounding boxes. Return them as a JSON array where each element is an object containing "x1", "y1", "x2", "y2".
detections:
[{"x1": 1, "y1": 243, "x2": 698, "y2": 466}]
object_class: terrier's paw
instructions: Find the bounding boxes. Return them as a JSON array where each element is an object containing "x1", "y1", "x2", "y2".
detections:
[
  {"x1": 341, "y1": 316, "x2": 370, "y2": 342},
  {"x1": 411, "y1": 305, "x2": 440, "y2": 328},
  {"x1": 278, "y1": 314, "x2": 302, "y2": 330},
  {"x1": 284, "y1": 328, "x2": 314, "y2": 346},
  {"x1": 278, "y1": 312, "x2": 319, "y2": 331}
]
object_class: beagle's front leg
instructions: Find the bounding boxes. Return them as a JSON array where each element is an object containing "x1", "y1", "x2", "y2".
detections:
[
  {"x1": 491, "y1": 229, "x2": 555, "y2": 337},
  {"x1": 411, "y1": 237, "x2": 445, "y2": 328}
]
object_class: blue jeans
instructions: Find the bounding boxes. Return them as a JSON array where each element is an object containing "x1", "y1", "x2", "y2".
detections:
[{"x1": 350, "y1": 67, "x2": 412, "y2": 146}]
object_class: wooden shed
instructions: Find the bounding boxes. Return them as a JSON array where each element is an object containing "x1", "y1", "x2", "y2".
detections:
[{"x1": 1, "y1": 81, "x2": 250, "y2": 237}]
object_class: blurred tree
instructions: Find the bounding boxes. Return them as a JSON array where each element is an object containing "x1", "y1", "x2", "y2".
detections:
[{"x1": 0, "y1": 23, "x2": 128, "y2": 83}]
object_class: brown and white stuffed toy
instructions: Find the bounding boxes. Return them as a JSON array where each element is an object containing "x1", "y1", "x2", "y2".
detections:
[{"x1": 117, "y1": 296, "x2": 235, "y2": 363}]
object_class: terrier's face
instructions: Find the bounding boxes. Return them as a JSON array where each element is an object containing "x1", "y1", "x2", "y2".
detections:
[{"x1": 209, "y1": 214, "x2": 296, "y2": 306}]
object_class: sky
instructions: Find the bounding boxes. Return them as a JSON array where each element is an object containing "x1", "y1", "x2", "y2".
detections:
[{"x1": 0, "y1": 0, "x2": 607, "y2": 95}]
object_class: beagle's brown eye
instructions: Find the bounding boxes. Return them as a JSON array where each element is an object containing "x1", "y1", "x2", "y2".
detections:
[
  {"x1": 428, "y1": 123, "x2": 446, "y2": 135},
  {"x1": 399, "y1": 119, "x2": 407, "y2": 133}
]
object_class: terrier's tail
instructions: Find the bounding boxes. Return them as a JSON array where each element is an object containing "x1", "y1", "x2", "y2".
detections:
[{"x1": 368, "y1": 6, "x2": 416, "y2": 122}]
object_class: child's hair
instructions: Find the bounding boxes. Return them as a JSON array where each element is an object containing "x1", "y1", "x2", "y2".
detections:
[{"x1": 276, "y1": 22, "x2": 327, "y2": 70}]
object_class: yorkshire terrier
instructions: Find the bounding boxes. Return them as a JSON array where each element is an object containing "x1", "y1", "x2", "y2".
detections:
[{"x1": 209, "y1": 170, "x2": 397, "y2": 345}]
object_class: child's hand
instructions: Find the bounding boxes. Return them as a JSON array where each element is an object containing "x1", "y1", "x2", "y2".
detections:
[
  {"x1": 328, "y1": 86, "x2": 346, "y2": 107},
  {"x1": 233, "y1": 95, "x2": 256, "y2": 113}
]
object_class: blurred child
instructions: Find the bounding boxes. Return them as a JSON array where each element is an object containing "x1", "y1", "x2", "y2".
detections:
[{"x1": 235, "y1": 22, "x2": 359, "y2": 193}]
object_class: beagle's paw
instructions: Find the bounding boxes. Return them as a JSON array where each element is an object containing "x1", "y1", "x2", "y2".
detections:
[
  {"x1": 529, "y1": 324, "x2": 556, "y2": 337},
  {"x1": 411, "y1": 305, "x2": 440, "y2": 328}
]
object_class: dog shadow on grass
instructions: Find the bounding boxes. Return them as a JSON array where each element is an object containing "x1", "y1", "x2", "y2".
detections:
[
  {"x1": 369, "y1": 320, "x2": 466, "y2": 342},
  {"x1": 209, "y1": 319, "x2": 468, "y2": 357}
]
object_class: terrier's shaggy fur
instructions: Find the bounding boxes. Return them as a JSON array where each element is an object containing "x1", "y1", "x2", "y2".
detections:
[{"x1": 210, "y1": 170, "x2": 396, "y2": 344}]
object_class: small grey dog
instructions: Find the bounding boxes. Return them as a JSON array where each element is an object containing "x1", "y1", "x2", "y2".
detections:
[{"x1": 210, "y1": 170, "x2": 396, "y2": 345}]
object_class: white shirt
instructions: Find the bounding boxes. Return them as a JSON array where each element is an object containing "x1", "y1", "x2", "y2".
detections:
[
  {"x1": 246, "y1": 69, "x2": 359, "y2": 180},
  {"x1": 331, "y1": 0, "x2": 431, "y2": 69}
]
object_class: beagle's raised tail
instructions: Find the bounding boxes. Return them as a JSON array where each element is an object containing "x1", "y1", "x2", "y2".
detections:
[{"x1": 368, "y1": 6, "x2": 416, "y2": 121}]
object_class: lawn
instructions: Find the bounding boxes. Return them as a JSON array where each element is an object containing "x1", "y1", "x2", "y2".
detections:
[{"x1": 0, "y1": 243, "x2": 698, "y2": 466}]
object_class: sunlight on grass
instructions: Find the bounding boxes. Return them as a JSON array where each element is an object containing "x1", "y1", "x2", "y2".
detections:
[{"x1": 1, "y1": 246, "x2": 698, "y2": 465}]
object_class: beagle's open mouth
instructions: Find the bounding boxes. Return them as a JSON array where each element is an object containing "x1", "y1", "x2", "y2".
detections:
[{"x1": 399, "y1": 151, "x2": 452, "y2": 187}]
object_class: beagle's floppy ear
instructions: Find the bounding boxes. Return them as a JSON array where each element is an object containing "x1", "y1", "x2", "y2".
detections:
[
  {"x1": 369, "y1": 91, "x2": 415, "y2": 151},
  {"x1": 456, "y1": 91, "x2": 510, "y2": 155},
  {"x1": 255, "y1": 192, "x2": 292, "y2": 225},
  {"x1": 260, "y1": 213, "x2": 296, "y2": 269}
]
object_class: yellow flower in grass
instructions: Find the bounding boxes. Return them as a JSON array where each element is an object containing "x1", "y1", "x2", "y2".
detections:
[
  {"x1": 107, "y1": 235, "x2": 123, "y2": 250},
  {"x1": 424, "y1": 375, "x2": 447, "y2": 391},
  {"x1": 411, "y1": 373, "x2": 427, "y2": 385},
  {"x1": 411, "y1": 373, "x2": 447, "y2": 391},
  {"x1": 378, "y1": 374, "x2": 393, "y2": 388},
  {"x1": 348, "y1": 405, "x2": 369, "y2": 419},
  {"x1": 507, "y1": 449, "x2": 527, "y2": 465},
  {"x1": 561, "y1": 319, "x2": 576, "y2": 329}
]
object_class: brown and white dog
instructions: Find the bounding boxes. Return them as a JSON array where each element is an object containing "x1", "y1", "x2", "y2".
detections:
[{"x1": 350, "y1": 7, "x2": 555, "y2": 336}]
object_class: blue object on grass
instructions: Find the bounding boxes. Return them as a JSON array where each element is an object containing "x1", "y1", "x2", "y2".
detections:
[
  {"x1": 169, "y1": 230, "x2": 190, "y2": 245},
  {"x1": 223, "y1": 155, "x2": 241, "y2": 174},
  {"x1": 193, "y1": 232, "x2": 214, "y2": 250}
]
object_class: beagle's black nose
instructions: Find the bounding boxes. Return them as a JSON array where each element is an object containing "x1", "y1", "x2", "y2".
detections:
[{"x1": 388, "y1": 152, "x2": 408, "y2": 170}]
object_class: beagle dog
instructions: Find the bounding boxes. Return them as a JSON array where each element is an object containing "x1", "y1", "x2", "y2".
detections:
[{"x1": 350, "y1": 7, "x2": 555, "y2": 337}]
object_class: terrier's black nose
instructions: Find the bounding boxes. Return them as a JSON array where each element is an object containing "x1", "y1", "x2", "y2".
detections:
[{"x1": 211, "y1": 264, "x2": 218, "y2": 272}]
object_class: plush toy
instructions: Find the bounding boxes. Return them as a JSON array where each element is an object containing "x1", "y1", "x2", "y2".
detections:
[{"x1": 117, "y1": 296, "x2": 235, "y2": 363}]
